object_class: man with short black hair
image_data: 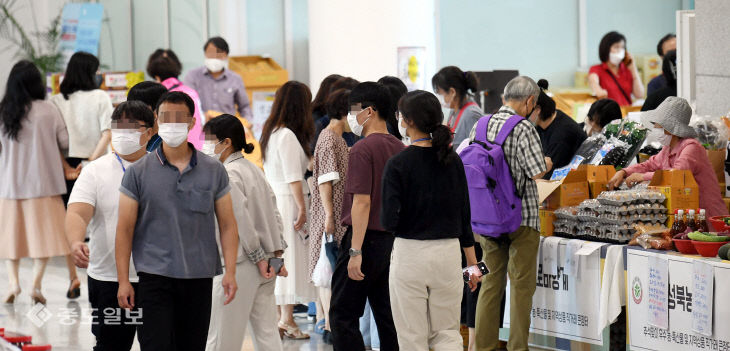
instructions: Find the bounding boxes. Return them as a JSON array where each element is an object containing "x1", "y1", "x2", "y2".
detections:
[
  {"x1": 329, "y1": 82, "x2": 405, "y2": 351},
  {"x1": 115, "y1": 91, "x2": 239, "y2": 351},
  {"x1": 184, "y1": 36, "x2": 252, "y2": 119},
  {"x1": 648, "y1": 33, "x2": 677, "y2": 96},
  {"x1": 67, "y1": 101, "x2": 155, "y2": 351},
  {"x1": 127, "y1": 81, "x2": 168, "y2": 151}
]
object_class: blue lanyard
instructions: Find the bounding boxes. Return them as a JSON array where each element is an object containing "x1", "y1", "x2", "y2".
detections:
[
  {"x1": 413, "y1": 137, "x2": 432, "y2": 143},
  {"x1": 114, "y1": 153, "x2": 126, "y2": 173}
]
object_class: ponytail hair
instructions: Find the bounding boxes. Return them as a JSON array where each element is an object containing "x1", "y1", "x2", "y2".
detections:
[
  {"x1": 431, "y1": 66, "x2": 479, "y2": 107},
  {"x1": 535, "y1": 79, "x2": 556, "y2": 121},
  {"x1": 398, "y1": 90, "x2": 456, "y2": 165}
]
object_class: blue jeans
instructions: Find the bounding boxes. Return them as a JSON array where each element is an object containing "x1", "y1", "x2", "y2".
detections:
[{"x1": 360, "y1": 300, "x2": 380, "y2": 348}]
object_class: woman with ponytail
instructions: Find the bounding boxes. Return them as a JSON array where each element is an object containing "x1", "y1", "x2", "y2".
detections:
[
  {"x1": 432, "y1": 66, "x2": 484, "y2": 145},
  {"x1": 381, "y1": 90, "x2": 481, "y2": 349}
]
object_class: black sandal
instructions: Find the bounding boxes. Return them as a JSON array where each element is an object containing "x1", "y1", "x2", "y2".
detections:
[{"x1": 66, "y1": 278, "x2": 81, "y2": 299}]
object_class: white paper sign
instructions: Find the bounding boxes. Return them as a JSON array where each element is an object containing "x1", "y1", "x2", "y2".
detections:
[
  {"x1": 648, "y1": 255, "x2": 669, "y2": 329},
  {"x1": 564, "y1": 240, "x2": 583, "y2": 276},
  {"x1": 692, "y1": 260, "x2": 714, "y2": 336},
  {"x1": 542, "y1": 237, "x2": 561, "y2": 274},
  {"x1": 251, "y1": 91, "x2": 276, "y2": 140},
  {"x1": 576, "y1": 241, "x2": 604, "y2": 256}
]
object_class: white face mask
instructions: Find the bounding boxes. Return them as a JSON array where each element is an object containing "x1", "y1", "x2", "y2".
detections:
[
  {"x1": 347, "y1": 110, "x2": 369, "y2": 137},
  {"x1": 204, "y1": 58, "x2": 227, "y2": 73},
  {"x1": 658, "y1": 132, "x2": 672, "y2": 147},
  {"x1": 202, "y1": 140, "x2": 226, "y2": 161},
  {"x1": 111, "y1": 129, "x2": 144, "y2": 156},
  {"x1": 398, "y1": 115, "x2": 408, "y2": 139},
  {"x1": 158, "y1": 123, "x2": 189, "y2": 147},
  {"x1": 609, "y1": 49, "x2": 625, "y2": 66}
]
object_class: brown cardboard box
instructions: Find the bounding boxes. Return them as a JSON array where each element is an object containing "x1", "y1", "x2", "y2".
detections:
[
  {"x1": 229, "y1": 56, "x2": 289, "y2": 103},
  {"x1": 579, "y1": 165, "x2": 617, "y2": 199},
  {"x1": 707, "y1": 149, "x2": 726, "y2": 182},
  {"x1": 721, "y1": 183, "x2": 727, "y2": 198},
  {"x1": 724, "y1": 198, "x2": 730, "y2": 213},
  {"x1": 540, "y1": 209, "x2": 555, "y2": 237},
  {"x1": 541, "y1": 169, "x2": 590, "y2": 210},
  {"x1": 649, "y1": 170, "x2": 700, "y2": 226}
]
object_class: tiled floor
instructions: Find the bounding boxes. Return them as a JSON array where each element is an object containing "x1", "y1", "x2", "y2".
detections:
[{"x1": 0, "y1": 256, "x2": 332, "y2": 350}]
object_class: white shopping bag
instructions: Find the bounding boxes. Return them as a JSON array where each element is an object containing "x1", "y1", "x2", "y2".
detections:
[{"x1": 312, "y1": 233, "x2": 333, "y2": 288}]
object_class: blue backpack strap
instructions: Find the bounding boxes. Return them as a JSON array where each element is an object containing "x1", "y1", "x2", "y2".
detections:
[
  {"x1": 494, "y1": 115, "x2": 524, "y2": 146},
  {"x1": 474, "y1": 114, "x2": 493, "y2": 143}
]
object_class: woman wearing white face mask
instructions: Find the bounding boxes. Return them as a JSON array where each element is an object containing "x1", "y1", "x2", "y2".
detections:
[
  {"x1": 432, "y1": 66, "x2": 484, "y2": 146},
  {"x1": 588, "y1": 31, "x2": 644, "y2": 106},
  {"x1": 201, "y1": 114, "x2": 288, "y2": 351},
  {"x1": 608, "y1": 97, "x2": 728, "y2": 220},
  {"x1": 184, "y1": 37, "x2": 253, "y2": 120}
]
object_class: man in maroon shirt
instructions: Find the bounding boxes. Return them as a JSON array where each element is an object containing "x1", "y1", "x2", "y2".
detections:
[{"x1": 330, "y1": 82, "x2": 405, "y2": 350}]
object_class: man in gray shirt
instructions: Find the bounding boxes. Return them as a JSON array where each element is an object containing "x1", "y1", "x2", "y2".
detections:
[
  {"x1": 115, "y1": 92, "x2": 239, "y2": 351},
  {"x1": 184, "y1": 36, "x2": 253, "y2": 120}
]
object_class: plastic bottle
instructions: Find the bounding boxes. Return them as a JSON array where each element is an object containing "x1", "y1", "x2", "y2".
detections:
[
  {"x1": 698, "y1": 209, "x2": 709, "y2": 233},
  {"x1": 670, "y1": 209, "x2": 681, "y2": 235}
]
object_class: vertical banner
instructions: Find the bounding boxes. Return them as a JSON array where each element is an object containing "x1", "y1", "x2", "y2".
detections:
[
  {"x1": 647, "y1": 255, "x2": 669, "y2": 329},
  {"x1": 397, "y1": 47, "x2": 426, "y2": 91},
  {"x1": 504, "y1": 240, "x2": 604, "y2": 345},
  {"x1": 59, "y1": 3, "x2": 103, "y2": 66},
  {"x1": 627, "y1": 249, "x2": 730, "y2": 351}
]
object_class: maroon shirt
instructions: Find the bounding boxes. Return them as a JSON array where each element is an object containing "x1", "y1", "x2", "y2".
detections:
[{"x1": 341, "y1": 133, "x2": 405, "y2": 231}]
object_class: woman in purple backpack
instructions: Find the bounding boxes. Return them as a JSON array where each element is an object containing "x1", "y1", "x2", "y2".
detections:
[{"x1": 381, "y1": 90, "x2": 482, "y2": 350}]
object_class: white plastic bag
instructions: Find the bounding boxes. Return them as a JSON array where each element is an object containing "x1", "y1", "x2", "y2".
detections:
[{"x1": 312, "y1": 233, "x2": 333, "y2": 288}]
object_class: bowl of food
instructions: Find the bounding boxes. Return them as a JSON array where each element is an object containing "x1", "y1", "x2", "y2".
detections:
[
  {"x1": 692, "y1": 240, "x2": 728, "y2": 257},
  {"x1": 709, "y1": 216, "x2": 730, "y2": 232},
  {"x1": 673, "y1": 238, "x2": 698, "y2": 254}
]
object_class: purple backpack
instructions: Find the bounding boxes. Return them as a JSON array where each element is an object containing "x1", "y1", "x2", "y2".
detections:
[{"x1": 459, "y1": 114, "x2": 523, "y2": 237}]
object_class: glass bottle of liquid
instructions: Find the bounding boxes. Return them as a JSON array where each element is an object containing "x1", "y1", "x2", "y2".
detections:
[
  {"x1": 677, "y1": 209, "x2": 687, "y2": 233},
  {"x1": 687, "y1": 209, "x2": 698, "y2": 232},
  {"x1": 697, "y1": 209, "x2": 709, "y2": 233}
]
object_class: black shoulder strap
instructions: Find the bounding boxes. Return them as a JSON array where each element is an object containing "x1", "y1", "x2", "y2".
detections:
[{"x1": 604, "y1": 68, "x2": 631, "y2": 103}]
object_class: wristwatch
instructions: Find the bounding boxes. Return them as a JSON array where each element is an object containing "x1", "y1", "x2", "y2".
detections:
[{"x1": 349, "y1": 248, "x2": 362, "y2": 257}]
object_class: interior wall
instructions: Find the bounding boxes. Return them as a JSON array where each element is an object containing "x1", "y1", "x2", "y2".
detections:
[
  {"x1": 439, "y1": 0, "x2": 686, "y2": 88},
  {"x1": 694, "y1": 0, "x2": 730, "y2": 116}
]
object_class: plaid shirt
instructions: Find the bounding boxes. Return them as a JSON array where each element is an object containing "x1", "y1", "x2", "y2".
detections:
[{"x1": 468, "y1": 106, "x2": 547, "y2": 231}]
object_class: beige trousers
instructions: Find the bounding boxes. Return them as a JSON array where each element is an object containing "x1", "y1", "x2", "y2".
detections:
[
  {"x1": 206, "y1": 259, "x2": 283, "y2": 351},
  {"x1": 389, "y1": 237, "x2": 463, "y2": 351}
]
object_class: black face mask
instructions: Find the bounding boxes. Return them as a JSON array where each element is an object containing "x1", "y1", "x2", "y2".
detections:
[{"x1": 524, "y1": 100, "x2": 536, "y2": 119}]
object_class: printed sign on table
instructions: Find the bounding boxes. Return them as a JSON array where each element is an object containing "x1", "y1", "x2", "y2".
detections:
[
  {"x1": 251, "y1": 91, "x2": 276, "y2": 140},
  {"x1": 691, "y1": 260, "x2": 714, "y2": 337},
  {"x1": 627, "y1": 249, "x2": 730, "y2": 351},
  {"x1": 505, "y1": 239, "x2": 604, "y2": 345}
]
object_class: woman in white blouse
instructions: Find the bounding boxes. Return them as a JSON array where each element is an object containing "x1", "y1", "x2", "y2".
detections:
[
  {"x1": 202, "y1": 114, "x2": 287, "y2": 351},
  {"x1": 50, "y1": 52, "x2": 114, "y2": 300},
  {"x1": 259, "y1": 81, "x2": 316, "y2": 340}
]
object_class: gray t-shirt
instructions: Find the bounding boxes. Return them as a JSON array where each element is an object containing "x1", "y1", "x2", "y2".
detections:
[
  {"x1": 450, "y1": 99, "x2": 484, "y2": 146},
  {"x1": 120, "y1": 145, "x2": 231, "y2": 279}
]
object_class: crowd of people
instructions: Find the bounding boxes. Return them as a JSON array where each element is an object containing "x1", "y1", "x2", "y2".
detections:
[{"x1": 0, "y1": 30, "x2": 715, "y2": 351}]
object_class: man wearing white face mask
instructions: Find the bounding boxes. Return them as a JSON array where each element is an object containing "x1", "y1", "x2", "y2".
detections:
[
  {"x1": 66, "y1": 101, "x2": 155, "y2": 350},
  {"x1": 588, "y1": 31, "x2": 644, "y2": 106},
  {"x1": 184, "y1": 36, "x2": 253, "y2": 120},
  {"x1": 116, "y1": 92, "x2": 240, "y2": 351}
]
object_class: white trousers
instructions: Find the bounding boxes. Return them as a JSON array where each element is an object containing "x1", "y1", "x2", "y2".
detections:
[
  {"x1": 389, "y1": 237, "x2": 463, "y2": 351},
  {"x1": 206, "y1": 260, "x2": 283, "y2": 351}
]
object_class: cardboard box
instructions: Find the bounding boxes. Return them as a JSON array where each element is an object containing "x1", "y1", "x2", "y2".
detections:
[
  {"x1": 649, "y1": 170, "x2": 700, "y2": 226},
  {"x1": 724, "y1": 198, "x2": 730, "y2": 213},
  {"x1": 540, "y1": 209, "x2": 555, "y2": 237},
  {"x1": 539, "y1": 168, "x2": 590, "y2": 210},
  {"x1": 229, "y1": 56, "x2": 289, "y2": 103},
  {"x1": 721, "y1": 183, "x2": 727, "y2": 198},
  {"x1": 580, "y1": 165, "x2": 617, "y2": 199},
  {"x1": 707, "y1": 149, "x2": 727, "y2": 182}
]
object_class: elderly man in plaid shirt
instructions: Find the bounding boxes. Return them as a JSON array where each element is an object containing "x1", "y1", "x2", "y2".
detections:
[{"x1": 468, "y1": 76, "x2": 547, "y2": 351}]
